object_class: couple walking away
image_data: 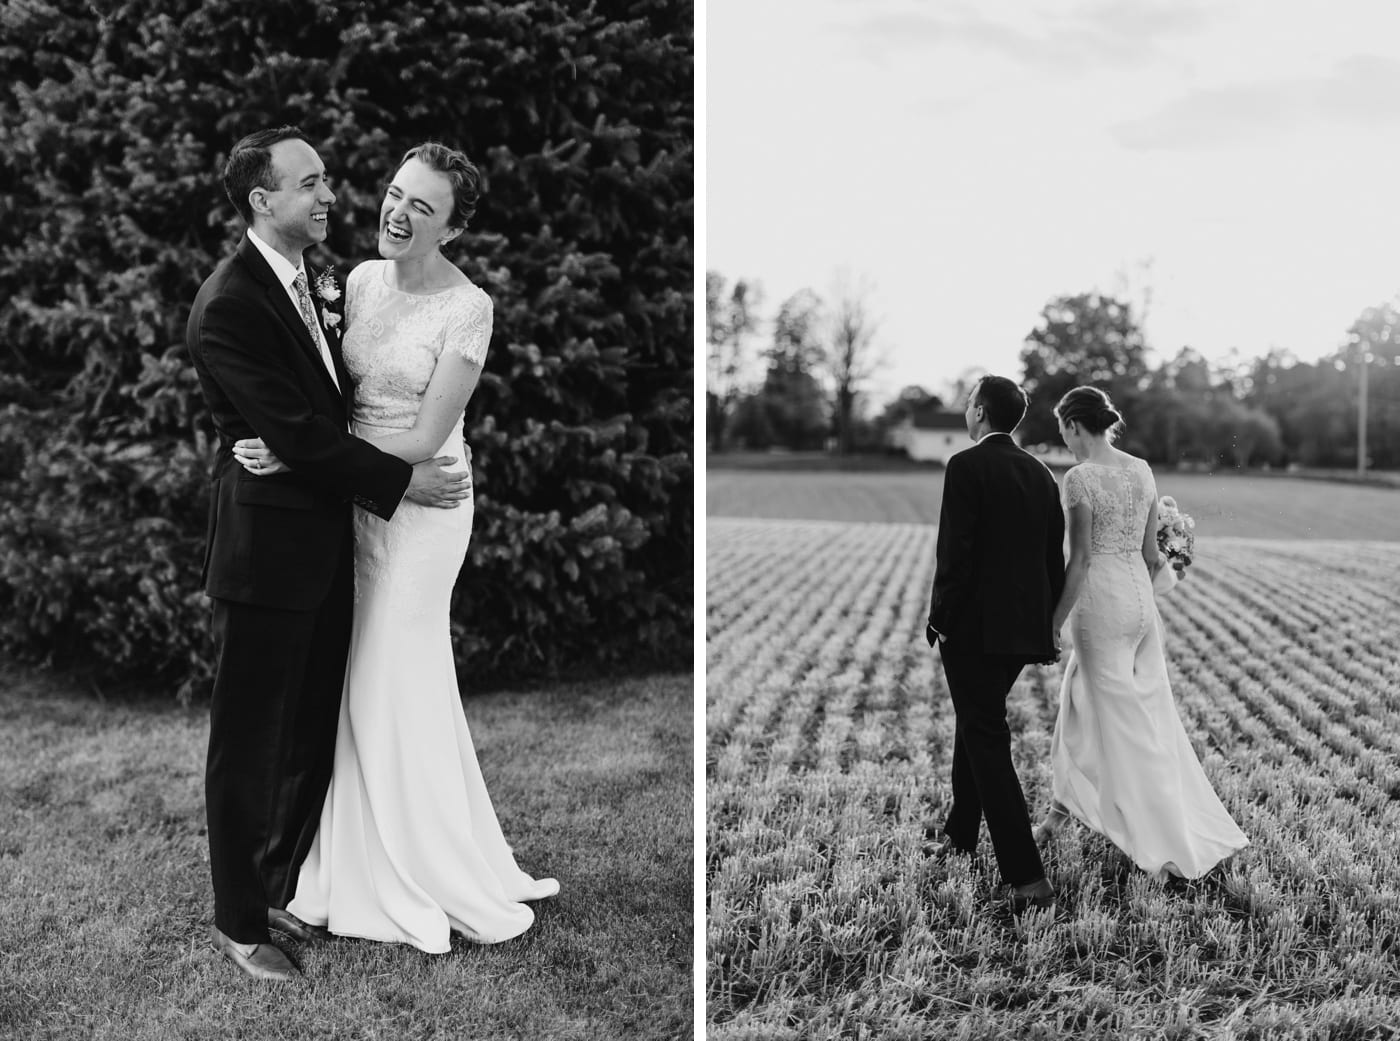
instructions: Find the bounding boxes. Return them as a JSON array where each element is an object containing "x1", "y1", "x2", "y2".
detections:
[
  {"x1": 186, "y1": 126, "x2": 557, "y2": 981},
  {"x1": 925, "y1": 375, "x2": 1247, "y2": 911}
]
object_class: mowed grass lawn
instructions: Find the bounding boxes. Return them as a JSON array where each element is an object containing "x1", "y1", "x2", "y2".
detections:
[
  {"x1": 0, "y1": 669, "x2": 692, "y2": 1041},
  {"x1": 706, "y1": 467, "x2": 1400, "y2": 1038}
]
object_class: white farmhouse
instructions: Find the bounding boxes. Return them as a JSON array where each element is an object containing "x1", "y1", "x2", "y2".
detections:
[
  {"x1": 889, "y1": 406, "x2": 967, "y2": 463},
  {"x1": 890, "y1": 404, "x2": 1076, "y2": 468}
]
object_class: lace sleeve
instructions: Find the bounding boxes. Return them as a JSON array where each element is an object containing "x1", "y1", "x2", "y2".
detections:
[
  {"x1": 445, "y1": 289, "x2": 492, "y2": 367},
  {"x1": 1063, "y1": 466, "x2": 1089, "y2": 510},
  {"x1": 1138, "y1": 456, "x2": 1158, "y2": 503}
]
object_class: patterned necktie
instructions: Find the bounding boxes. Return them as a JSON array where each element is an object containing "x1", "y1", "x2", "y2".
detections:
[
  {"x1": 292, "y1": 271, "x2": 321, "y2": 344},
  {"x1": 292, "y1": 271, "x2": 340, "y2": 390}
]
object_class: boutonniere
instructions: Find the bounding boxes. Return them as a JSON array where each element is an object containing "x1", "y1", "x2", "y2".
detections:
[{"x1": 314, "y1": 267, "x2": 343, "y2": 329}]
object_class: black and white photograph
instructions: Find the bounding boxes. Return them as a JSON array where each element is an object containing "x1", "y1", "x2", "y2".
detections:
[
  {"x1": 14, "y1": 0, "x2": 1400, "y2": 1037},
  {"x1": 0, "y1": 2, "x2": 692, "y2": 1038},
  {"x1": 706, "y1": 1, "x2": 1400, "y2": 1037}
]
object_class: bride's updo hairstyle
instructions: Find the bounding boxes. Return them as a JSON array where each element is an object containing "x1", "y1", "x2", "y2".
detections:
[
  {"x1": 1054, "y1": 386, "x2": 1125, "y2": 441},
  {"x1": 398, "y1": 142, "x2": 481, "y2": 231}
]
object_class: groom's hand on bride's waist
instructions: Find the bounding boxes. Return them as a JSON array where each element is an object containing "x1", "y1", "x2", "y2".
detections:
[{"x1": 405, "y1": 456, "x2": 472, "y2": 509}]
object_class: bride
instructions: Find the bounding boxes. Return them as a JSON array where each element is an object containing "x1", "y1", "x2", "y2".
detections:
[
  {"x1": 1035, "y1": 386, "x2": 1248, "y2": 879},
  {"x1": 236, "y1": 142, "x2": 558, "y2": 951}
]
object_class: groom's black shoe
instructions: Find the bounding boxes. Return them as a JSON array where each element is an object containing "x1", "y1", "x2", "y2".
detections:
[
  {"x1": 995, "y1": 877, "x2": 1056, "y2": 913},
  {"x1": 210, "y1": 926, "x2": 301, "y2": 982},
  {"x1": 268, "y1": 908, "x2": 331, "y2": 942}
]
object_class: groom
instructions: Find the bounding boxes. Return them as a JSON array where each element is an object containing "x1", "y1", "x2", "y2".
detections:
[
  {"x1": 186, "y1": 126, "x2": 470, "y2": 980},
  {"x1": 925, "y1": 375, "x2": 1065, "y2": 912}
]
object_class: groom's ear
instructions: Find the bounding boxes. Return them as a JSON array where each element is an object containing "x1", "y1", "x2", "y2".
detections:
[{"x1": 247, "y1": 187, "x2": 273, "y2": 218}]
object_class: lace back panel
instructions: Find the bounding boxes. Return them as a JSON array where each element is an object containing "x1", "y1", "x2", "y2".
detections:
[{"x1": 1062, "y1": 458, "x2": 1156, "y2": 555}]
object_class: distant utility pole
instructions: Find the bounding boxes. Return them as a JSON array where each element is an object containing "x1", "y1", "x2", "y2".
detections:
[{"x1": 1358, "y1": 348, "x2": 1369, "y2": 475}]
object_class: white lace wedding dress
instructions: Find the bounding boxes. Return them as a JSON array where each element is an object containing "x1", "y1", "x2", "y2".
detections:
[
  {"x1": 287, "y1": 261, "x2": 558, "y2": 952},
  {"x1": 1049, "y1": 457, "x2": 1248, "y2": 879}
]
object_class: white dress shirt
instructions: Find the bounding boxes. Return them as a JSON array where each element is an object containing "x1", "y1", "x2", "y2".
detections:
[{"x1": 247, "y1": 229, "x2": 340, "y2": 392}]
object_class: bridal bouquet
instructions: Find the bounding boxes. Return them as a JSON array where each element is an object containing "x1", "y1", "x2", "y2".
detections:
[{"x1": 1152, "y1": 495, "x2": 1195, "y2": 595}]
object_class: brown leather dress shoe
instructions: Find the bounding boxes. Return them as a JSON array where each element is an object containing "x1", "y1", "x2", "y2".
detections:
[
  {"x1": 210, "y1": 926, "x2": 301, "y2": 981},
  {"x1": 268, "y1": 908, "x2": 331, "y2": 942},
  {"x1": 996, "y1": 877, "x2": 1056, "y2": 913}
]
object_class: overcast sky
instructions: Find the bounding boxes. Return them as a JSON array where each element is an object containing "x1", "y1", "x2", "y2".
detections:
[{"x1": 706, "y1": 0, "x2": 1400, "y2": 407}]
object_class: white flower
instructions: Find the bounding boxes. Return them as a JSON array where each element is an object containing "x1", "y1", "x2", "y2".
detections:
[{"x1": 314, "y1": 268, "x2": 341, "y2": 303}]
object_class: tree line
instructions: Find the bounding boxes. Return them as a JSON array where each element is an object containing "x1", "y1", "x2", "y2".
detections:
[
  {"x1": 708, "y1": 271, "x2": 1400, "y2": 471},
  {"x1": 707, "y1": 270, "x2": 886, "y2": 455}
]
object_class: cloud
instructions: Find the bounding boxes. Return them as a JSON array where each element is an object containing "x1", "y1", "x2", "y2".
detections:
[
  {"x1": 1111, "y1": 54, "x2": 1400, "y2": 150},
  {"x1": 849, "y1": 0, "x2": 1216, "y2": 72}
]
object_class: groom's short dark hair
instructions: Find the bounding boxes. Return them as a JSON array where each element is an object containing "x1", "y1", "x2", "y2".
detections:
[
  {"x1": 223, "y1": 126, "x2": 310, "y2": 223},
  {"x1": 972, "y1": 375, "x2": 1028, "y2": 433}
]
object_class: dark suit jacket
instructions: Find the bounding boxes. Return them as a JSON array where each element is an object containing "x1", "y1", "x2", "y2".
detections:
[
  {"x1": 928, "y1": 433, "x2": 1066, "y2": 660},
  {"x1": 186, "y1": 235, "x2": 412, "y2": 610}
]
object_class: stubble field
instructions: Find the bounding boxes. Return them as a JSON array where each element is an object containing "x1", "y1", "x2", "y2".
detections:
[
  {"x1": 706, "y1": 467, "x2": 1400, "y2": 1039},
  {"x1": 707, "y1": 468, "x2": 1400, "y2": 539}
]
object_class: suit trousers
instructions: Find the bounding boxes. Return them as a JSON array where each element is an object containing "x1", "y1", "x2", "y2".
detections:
[
  {"x1": 205, "y1": 539, "x2": 353, "y2": 944},
  {"x1": 938, "y1": 644, "x2": 1045, "y2": 887}
]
